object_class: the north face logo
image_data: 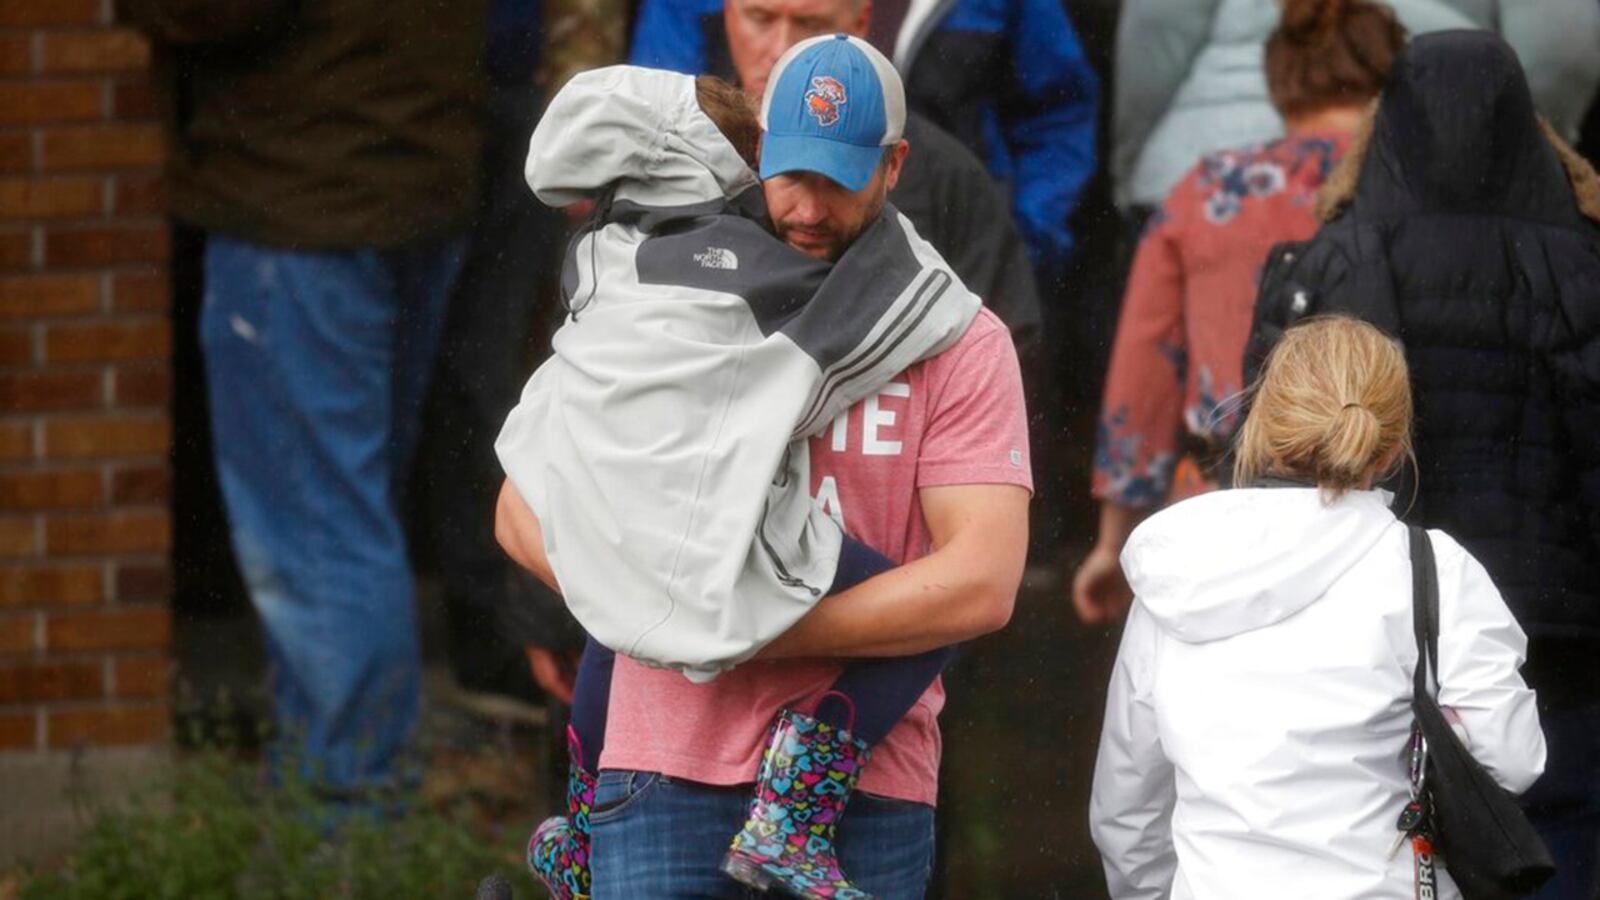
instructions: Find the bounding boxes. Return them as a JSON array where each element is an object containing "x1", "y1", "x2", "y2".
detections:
[
  {"x1": 693, "y1": 247, "x2": 739, "y2": 270},
  {"x1": 805, "y1": 76, "x2": 847, "y2": 127}
]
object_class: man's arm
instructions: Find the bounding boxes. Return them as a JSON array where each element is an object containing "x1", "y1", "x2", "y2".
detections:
[
  {"x1": 760, "y1": 483, "x2": 1029, "y2": 658},
  {"x1": 495, "y1": 478, "x2": 558, "y2": 591}
]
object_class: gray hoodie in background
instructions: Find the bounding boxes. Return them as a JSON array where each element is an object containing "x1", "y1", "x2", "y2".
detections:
[{"x1": 1112, "y1": 0, "x2": 1600, "y2": 210}]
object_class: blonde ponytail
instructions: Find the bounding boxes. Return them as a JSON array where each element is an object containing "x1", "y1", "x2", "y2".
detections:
[{"x1": 1234, "y1": 316, "x2": 1413, "y2": 499}]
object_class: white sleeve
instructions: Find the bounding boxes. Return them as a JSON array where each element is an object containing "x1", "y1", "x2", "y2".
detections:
[
  {"x1": 1429, "y1": 530, "x2": 1547, "y2": 795},
  {"x1": 1090, "y1": 602, "x2": 1177, "y2": 900}
]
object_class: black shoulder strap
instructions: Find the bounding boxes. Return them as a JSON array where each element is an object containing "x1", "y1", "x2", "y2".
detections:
[{"x1": 1408, "y1": 525, "x2": 1441, "y2": 700}]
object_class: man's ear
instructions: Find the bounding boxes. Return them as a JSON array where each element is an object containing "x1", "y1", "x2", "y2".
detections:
[
  {"x1": 851, "y1": 0, "x2": 873, "y2": 38},
  {"x1": 883, "y1": 139, "x2": 910, "y2": 192}
]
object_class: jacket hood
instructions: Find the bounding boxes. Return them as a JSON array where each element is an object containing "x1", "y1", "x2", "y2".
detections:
[
  {"x1": 525, "y1": 66, "x2": 759, "y2": 208},
  {"x1": 1122, "y1": 488, "x2": 1399, "y2": 643},
  {"x1": 1318, "y1": 31, "x2": 1600, "y2": 228}
]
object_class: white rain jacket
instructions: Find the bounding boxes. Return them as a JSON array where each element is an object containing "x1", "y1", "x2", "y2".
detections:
[
  {"x1": 496, "y1": 67, "x2": 979, "y2": 681},
  {"x1": 1090, "y1": 486, "x2": 1546, "y2": 900}
]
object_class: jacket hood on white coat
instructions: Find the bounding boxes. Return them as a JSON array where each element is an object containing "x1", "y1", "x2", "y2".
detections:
[
  {"x1": 525, "y1": 66, "x2": 760, "y2": 209},
  {"x1": 1122, "y1": 487, "x2": 1399, "y2": 644}
]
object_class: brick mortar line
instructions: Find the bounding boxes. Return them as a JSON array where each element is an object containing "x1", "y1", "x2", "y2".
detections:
[
  {"x1": 0, "y1": 121, "x2": 162, "y2": 134},
  {"x1": 0, "y1": 646, "x2": 171, "y2": 662},
  {"x1": 11, "y1": 697, "x2": 171, "y2": 710},
  {"x1": 0, "y1": 313, "x2": 160, "y2": 325},
  {"x1": 22, "y1": 215, "x2": 171, "y2": 227},
  {"x1": 0, "y1": 352, "x2": 172, "y2": 369},
  {"x1": 0, "y1": 460, "x2": 166, "y2": 472},
  {"x1": 0, "y1": 409, "x2": 168, "y2": 420},
  {"x1": 0, "y1": 74, "x2": 135, "y2": 86}
]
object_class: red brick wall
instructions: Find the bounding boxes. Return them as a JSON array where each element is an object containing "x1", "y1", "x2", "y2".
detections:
[{"x1": 0, "y1": 0, "x2": 173, "y2": 752}]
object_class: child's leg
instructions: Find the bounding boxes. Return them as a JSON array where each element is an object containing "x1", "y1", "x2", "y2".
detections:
[
  {"x1": 567, "y1": 635, "x2": 614, "y2": 772},
  {"x1": 818, "y1": 645, "x2": 959, "y2": 744},
  {"x1": 821, "y1": 535, "x2": 960, "y2": 745},
  {"x1": 723, "y1": 535, "x2": 954, "y2": 893},
  {"x1": 832, "y1": 532, "x2": 893, "y2": 593}
]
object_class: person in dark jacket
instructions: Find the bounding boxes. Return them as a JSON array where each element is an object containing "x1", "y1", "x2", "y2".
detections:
[
  {"x1": 418, "y1": 0, "x2": 576, "y2": 713},
  {"x1": 128, "y1": 0, "x2": 488, "y2": 803},
  {"x1": 1249, "y1": 31, "x2": 1600, "y2": 899},
  {"x1": 628, "y1": 0, "x2": 1097, "y2": 281}
]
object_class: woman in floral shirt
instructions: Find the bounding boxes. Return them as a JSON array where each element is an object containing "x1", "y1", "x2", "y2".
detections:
[{"x1": 1073, "y1": 0, "x2": 1408, "y2": 623}]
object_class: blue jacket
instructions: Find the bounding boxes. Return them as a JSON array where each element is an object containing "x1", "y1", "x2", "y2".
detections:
[{"x1": 629, "y1": 0, "x2": 1100, "y2": 269}]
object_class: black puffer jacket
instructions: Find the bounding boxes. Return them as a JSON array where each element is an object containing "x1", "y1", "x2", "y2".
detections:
[{"x1": 1249, "y1": 32, "x2": 1600, "y2": 693}]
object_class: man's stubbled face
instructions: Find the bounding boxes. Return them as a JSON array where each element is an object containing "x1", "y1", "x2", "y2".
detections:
[{"x1": 763, "y1": 159, "x2": 895, "y2": 261}]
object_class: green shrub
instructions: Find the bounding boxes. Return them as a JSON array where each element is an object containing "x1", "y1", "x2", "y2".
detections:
[{"x1": 15, "y1": 749, "x2": 542, "y2": 900}]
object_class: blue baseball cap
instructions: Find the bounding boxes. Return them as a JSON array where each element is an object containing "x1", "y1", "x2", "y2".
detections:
[{"x1": 758, "y1": 34, "x2": 907, "y2": 193}]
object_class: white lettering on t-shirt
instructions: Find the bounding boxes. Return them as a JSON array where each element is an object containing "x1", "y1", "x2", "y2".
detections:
[
  {"x1": 815, "y1": 475, "x2": 845, "y2": 529},
  {"x1": 829, "y1": 409, "x2": 850, "y2": 452},
  {"x1": 863, "y1": 382, "x2": 911, "y2": 456}
]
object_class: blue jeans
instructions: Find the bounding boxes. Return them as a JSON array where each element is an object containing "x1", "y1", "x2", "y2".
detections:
[
  {"x1": 200, "y1": 234, "x2": 463, "y2": 799},
  {"x1": 1525, "y1": 702, "x2": 1600, "y2": 900},
  {"x1": 589, "y1": 771, "x2": 936, "y2": 899}
]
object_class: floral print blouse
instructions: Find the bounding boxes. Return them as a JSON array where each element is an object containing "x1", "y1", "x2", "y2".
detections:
[{"x1": 1093, "y1": 130, "x2": 1350, "y2": 508}]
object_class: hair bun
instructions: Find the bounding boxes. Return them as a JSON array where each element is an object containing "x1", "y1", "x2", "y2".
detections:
[{"x1": 1278, "y1": 0, "x2": 1345, "y2": 41}]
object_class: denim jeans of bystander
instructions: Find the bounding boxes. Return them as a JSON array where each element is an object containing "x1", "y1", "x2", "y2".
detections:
[{"x1": 199, "y1": 233, "x2": 464, "y2": 804}]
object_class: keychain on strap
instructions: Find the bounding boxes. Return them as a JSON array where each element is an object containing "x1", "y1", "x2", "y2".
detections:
[{"x1": 1389, "y1": 724, "x2": 1438, "y2": 898}]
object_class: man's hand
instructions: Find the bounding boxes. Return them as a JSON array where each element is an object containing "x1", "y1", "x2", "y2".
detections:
[
  {"x1": 1072, "y1": 542, "x2": 1133, "y2": 624},
  {"x1": 496, "y1": 479, "x2": 559, "y2": 591},
  {"x1": 525, "y1": 645, "x2": 581, "y2": 705}
]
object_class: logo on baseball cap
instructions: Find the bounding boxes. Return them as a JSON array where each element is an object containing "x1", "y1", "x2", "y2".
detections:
[{"x1": 758, "y1": 34, "x2": 907, "y2": 193}]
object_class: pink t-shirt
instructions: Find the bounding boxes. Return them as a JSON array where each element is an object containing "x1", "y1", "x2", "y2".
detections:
[{"x1": 600, "y1": 308, "x2": 1032, "y2": 805}]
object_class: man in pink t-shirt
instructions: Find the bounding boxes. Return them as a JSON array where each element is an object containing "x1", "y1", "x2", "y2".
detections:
[
  {"x1": 498, "y1": 38, "x2": 1030, "y2": 899},
  {"x1": 585, "y1": 300, "x2": 1030, "y2": 897}
]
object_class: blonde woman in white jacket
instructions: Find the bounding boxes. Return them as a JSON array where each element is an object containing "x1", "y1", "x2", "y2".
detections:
[{"x1": 1089, "y1": 316, "x2": 1547, "y2": 899}]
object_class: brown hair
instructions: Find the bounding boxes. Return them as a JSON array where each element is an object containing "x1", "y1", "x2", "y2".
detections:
[
  {"x1": 695, "y1": 75, "x2": 760, "y2": 169},
  {"x1": 1265, "y1": 0, "x2": 1407, "y2": 120},
  {"x1": 1233, "y1": 316, "x2": 1414, "y2": 500}
]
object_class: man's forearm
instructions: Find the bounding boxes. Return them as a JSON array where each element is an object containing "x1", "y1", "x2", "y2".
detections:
[{"x1": 761, "y1": 485, "x2": 1030, "y2": 658}]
